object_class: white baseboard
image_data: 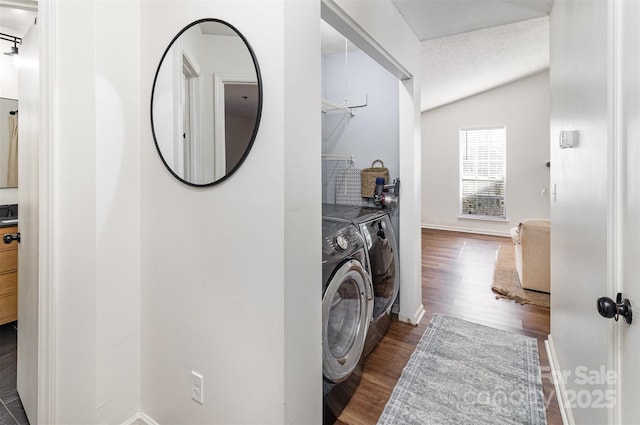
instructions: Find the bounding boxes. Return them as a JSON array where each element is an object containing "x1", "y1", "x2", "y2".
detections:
[
  {"x1": 399, "y1": 303, "x2": 425, "y2": 326},
  {"x1": 121, "y1": 412, "x2": 160, "y2": 425},
  {"x1": 421, "y1": 223, "x2": 511, "y2": 237},
  {"x1": 545, "y1": 335, "x2": 574, "y2": 425}
]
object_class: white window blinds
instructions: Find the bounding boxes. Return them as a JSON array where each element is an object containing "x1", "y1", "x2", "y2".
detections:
[{"x1": 459, "y1": 127, "x2": 506, "y2": 218}]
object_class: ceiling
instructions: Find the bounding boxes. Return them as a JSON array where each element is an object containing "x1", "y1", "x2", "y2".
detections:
[
  {"x1": 392, "y1": 0, "x2": 552, "y2": 41},
  {"x1": 392, "y1": 0, "x2": 552, "y2": 111},
  {"x1": 419, "y1": 16, "x2": 549, "y2": 111},
  {"x1": 0, "y1": 1, "x2": 37, "y2": 36},
  {"x1": 4, "y1": 0, "x2": 552, "y2": 113}
]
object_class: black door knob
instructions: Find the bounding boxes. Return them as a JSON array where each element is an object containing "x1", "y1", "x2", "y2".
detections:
[
  {"x1": 597, "y1": 297, "x2": 617, "y2": 319},
  {"x1": 597, "y1": 293, "x2": 632, "y2": 324},
  {"x1": 2, "y1": 232, "x2": 20, "y2": 244}
]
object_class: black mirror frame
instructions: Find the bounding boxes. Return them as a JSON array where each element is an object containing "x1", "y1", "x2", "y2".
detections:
[{"x1": 150, "y1": 18, "x2": 263, "y2": 187}]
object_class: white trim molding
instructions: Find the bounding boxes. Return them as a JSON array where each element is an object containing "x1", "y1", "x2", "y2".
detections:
[
  {"x1": 421, "y1": 223, "x2": 511, "y2": 238},
  {"x1": 121, "y1": 412, "x2": 160, "y2": 425},
  {"x1": 321, "y1": 0, "x2": 412, "y2": 80},
  {"x1": 607, "y1": 0, "x2": 622, "y2": 423},
  {"x1": 398, "y1": 303, "x2": 425, "y2": 326},
  {"x1": 545, "y1": 335, "x2": 574, "y2": 425},
  {"x1": 37, "y1": 0, "x2": 56, "y2": 422}
]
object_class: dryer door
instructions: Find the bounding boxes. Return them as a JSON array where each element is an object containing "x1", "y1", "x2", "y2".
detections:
[
  {"x1": 360, "y1": 216, "x2": 399, "y2": 319},
  {"x1": 323, "y1": 259, "x2": 373, "y2": 383}
]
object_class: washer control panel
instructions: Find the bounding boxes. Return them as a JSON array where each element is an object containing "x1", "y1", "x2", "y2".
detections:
[
  {"x1": 322, "y1": 222, "x2": 364, "y2": 258},
  {"x1": 335, "y1": 234, "x2": 349, "y2": 251}
]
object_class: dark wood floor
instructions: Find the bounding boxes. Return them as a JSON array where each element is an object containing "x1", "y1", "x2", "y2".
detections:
[{"x1": 336, "y1": 228, "x2": 561, "y2": 425}]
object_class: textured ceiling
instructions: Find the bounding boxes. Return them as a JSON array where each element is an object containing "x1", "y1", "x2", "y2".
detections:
[
  {"x1": 392, "y1": 0, "x2": 552, "y2": 111},
  {"x1": 5, "y1": 1, "x2": 550, "y2": 114},
  {"x1": 392, "y1": 0, "x2": 552, "y2": 41},
  {"x1": 420, "y1": 16, "x2": 549, "y2": 111},
  {"x1": 323, "y1": 1, "x2": 550, "y2": 112}
]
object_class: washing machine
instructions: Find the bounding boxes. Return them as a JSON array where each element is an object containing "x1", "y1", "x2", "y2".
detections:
[
  {"x1": 322, "y1": 204, "x2": 399, "y2": 357},
  {"x1": 322, "y1": 218, "x2": 373, "y2": 424}
]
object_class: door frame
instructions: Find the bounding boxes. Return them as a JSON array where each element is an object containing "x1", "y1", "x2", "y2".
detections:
[
  {"x1": 609, "y1": 0, "x2": 624, "y2": 422},
  {"x1": 35, "y1": 0, "x2": 55, "y2": 421},
  {"x1": 181, "y1": 52, "x2": 199, "y2": 182},
  {"x1": 212, "y1": 72, "x2": 257, "y2": 180},
  {"x1": 321, "y1": 0, "x2": 425, "y2": 327}
]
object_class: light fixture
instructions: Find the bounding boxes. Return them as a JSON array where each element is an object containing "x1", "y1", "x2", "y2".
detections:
[{"x1": 1, "y1": 33, "x2": 22, "y2": 56}]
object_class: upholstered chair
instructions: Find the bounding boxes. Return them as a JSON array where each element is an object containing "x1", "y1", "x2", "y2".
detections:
[{"x1": 509, "y1": 219, "x2": 550, "y2": 293}]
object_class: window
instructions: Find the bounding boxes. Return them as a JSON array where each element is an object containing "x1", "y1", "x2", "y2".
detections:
[{"x1": 459, "y1": 127, "x2": 506, "y2": 219}]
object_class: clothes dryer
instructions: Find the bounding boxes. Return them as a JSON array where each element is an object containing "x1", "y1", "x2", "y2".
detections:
[
  {"x1": 322, "y1": 204, "x2": 399, "y2": 357},
  {"x1": 321, "y1": 218, "x2": 373, "y2": 424}
]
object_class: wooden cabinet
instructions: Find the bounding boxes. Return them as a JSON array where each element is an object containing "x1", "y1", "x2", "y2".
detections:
[{"x1": 0, "y1": 226, "x2": 18, "y2": 325}]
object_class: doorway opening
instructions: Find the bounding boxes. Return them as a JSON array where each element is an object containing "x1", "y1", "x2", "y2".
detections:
[{"x1": 0, "y1": 2, "x2": 38, "y2": 423}]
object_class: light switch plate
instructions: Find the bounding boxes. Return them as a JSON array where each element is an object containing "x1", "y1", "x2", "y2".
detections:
[{"x1": 559, "y1": 130, "x2": 578, "y2": 149}]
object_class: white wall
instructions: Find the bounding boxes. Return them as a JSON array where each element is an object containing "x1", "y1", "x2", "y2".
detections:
[
  {"x1": 282, "y1": 3, "x2": 322, "y2": 420},
  {"x1": 422, "y1": 71, "x2": 550, "y2": 236},
  {"x1": 140, "y1": 1, "x2": 320, "y2": 423},
  {"x1": 44, "y1": 1, "x2": 418, "y2": 424},
  {"x1": 0, "y1": 98, "x2": 18, "y2": 188},
  {"x1": 548, "y1": 0, "x2": 610, "y2": 423},
  {"x1": 0, "y1": 32, "x2": 19, "y2": 100},
  {"x1": 50, "y1": 1, "x2": 141, "y2": 422},
  {"x1": 150, "y1": 41, "x2": 178, "y2": 176},
  {"x1": 0, "y1": 32, "x2": 20, "y2": 205}
]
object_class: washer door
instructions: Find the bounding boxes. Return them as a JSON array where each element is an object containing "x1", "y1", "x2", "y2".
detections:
[{"x1": 323, "y1": 259, "x2": 373, "y2": 383}]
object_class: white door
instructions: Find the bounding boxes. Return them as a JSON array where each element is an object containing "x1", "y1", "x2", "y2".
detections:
[
  {"x1": 16, "y1": 20, "x2": 39, "y2": 424},
  {"x1": 617, "y1": 0, "x2": 640, "y2": 421},
  {"x1": 549, "y1": 0, "x2": 611, "y2": 423}
]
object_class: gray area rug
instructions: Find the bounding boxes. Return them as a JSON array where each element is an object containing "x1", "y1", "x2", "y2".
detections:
[{"x1": 378, "y1": 314, "x2": 547, "y2": 425}]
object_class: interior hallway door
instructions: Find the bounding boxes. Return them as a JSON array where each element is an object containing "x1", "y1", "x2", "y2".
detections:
[
  {"x1": 16, "y1": 20, "x2": 39, "y2": 424},
  {"x1": 549, "y1": 0, "x2": 611, "y2": 422}
]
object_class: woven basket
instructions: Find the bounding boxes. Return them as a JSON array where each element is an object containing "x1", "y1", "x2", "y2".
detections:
[{"x1": 361, "y1": 159, "x2": 390, "y2": 198}]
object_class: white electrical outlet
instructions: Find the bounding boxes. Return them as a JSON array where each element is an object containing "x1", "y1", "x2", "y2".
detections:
[{"x1": 191, "y1": 371, "x2": 204, "y2": 404}]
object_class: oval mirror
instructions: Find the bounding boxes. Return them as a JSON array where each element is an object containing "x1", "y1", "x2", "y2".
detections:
[{"x1": 151, "y1": 19, "x2": 262, "y2": 186}]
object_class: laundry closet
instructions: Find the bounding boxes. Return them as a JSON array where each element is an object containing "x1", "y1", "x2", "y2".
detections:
[
  {"x1": 321, "y1": 21, "x2": 399, "y2": 215},
  {"x1": 320, "y1": 19, "x2": 402, "y2": 425}
]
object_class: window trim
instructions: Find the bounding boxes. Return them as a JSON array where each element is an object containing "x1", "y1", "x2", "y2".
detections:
[{"x1": 458, "y1": 125, "x2": 507, "y2": 221}]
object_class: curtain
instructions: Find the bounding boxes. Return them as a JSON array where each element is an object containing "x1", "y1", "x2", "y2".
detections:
[{"x1": 7, "y1": 114, "x2": 17, "y2": 188}]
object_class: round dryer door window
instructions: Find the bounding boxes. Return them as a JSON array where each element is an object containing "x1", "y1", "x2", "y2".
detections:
[{"x1": 323, "y1": 259, "x2": 373, "y2": 383}]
